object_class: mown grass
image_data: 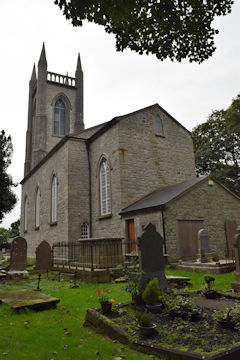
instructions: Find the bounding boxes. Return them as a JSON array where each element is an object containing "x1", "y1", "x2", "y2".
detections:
[
  {"x1": 165, "y1": 268, "x2": 235, "y2": 290},
  {"x1": 0, "y1": 270, "x2": 236, "y2": 359},
  {"x1": 0, "y1": 276, "x2": 158, "y2": 360}
]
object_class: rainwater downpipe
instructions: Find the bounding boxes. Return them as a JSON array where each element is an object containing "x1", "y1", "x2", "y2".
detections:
[
  {"x1": 85, "y1": 140, "x2": 92, "y2": 237},
  {"x1": 161, "y1": 205, "x2": 167, "y2": 255}
]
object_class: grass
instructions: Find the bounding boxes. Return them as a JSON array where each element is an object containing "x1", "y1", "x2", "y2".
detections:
[
  {"x1": 165, "y1": 268, "x2": 235, "y2": 290},
  {"x1": 0, "y1": 269, "x2": 236, "y2": 359},
  {"x1": 0, "y1": 275, "x2": 158, "y2": 360}
]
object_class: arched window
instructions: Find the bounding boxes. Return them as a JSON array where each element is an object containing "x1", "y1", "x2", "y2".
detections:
[
  {"x1": 35, "y1": 187, "x2": 40, "y2": 228},
  {"x1": 24, "y1": 196, "x2": 28, "y2": 232},
  {"x1": 155, "y1": 115, "x2": 163, "y2": 135},
  {"x1": 99, "y1": 159, "x2": 111, "y2": 216},
  {"x1": 54, "y1": 99, "x2": 66, "y2": 136},
  {"x1": 81, "y1": 223, "x2": 89, "y2": 239},
  {"x1": 51, "y1": 176, "x2": 57, "y2": 222}
]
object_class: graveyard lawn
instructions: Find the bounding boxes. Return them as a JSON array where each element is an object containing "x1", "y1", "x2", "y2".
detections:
[
  {"x1": 0, "y1": 269, "x2": 237, "y2": 360},
  {"x1": 0, "y1": 275, "x2": 151, "y2": 360}
]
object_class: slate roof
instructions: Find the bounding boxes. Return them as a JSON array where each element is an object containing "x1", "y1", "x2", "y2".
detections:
[{"x1": 120, "y1": 176, "x2": 209, "y2": 215}]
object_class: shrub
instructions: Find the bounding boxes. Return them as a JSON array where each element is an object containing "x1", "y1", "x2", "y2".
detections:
[
  {"x1": 142, "y1": 278, "x2": 161, "y2": 305},
  {"x1": 136, "y1": 311, "x2": 154, "y2": 327}
]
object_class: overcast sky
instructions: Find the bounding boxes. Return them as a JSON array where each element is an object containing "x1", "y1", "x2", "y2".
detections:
[{"x1": 1, "y1": 0, "x2": 240, "y2": 229}]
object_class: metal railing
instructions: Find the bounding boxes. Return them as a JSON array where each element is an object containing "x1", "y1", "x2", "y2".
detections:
[{"x1": 52, "y1": 238, "x2": 124, "y2": 271}]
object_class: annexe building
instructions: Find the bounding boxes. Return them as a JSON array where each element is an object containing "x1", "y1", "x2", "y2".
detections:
[{"x1": 20, "y1": 45, "x2": 240, "y2": 262}]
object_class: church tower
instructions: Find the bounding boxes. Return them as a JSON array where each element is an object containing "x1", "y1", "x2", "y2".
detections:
[{"x1": 24, "y1": 44, "x2": 84, "y2": 176}]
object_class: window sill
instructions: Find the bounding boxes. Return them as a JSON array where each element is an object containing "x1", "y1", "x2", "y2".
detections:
[
  {"x1": 98, "y1": 214, "x2": 112, "y2": 220},
  {"x1": 35, "y1": 226, "x2": 40, "y2": 231},
  {"x1": 50, "y1": 221, "x2": 58, "y2": 227},
  {"x1": 155, "y1": 133, "x2": 165, "y2": 138}
]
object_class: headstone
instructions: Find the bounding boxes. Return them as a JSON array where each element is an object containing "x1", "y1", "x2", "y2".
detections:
[
  {"x1": 198, "y1": 229, "x2": 211, "y2": 254},
  {"x1": 35, "y1": 240, "x2": 52, "y2": 270},
  {"x1": 137, "y1": 223, "x2": 167, "y2": 290},
  {"x1": 9, "y1": 236, "x2": 27, "y2": 271},
  {"x1": 232, "y1": 226, "x2": 240, "y2": 291}
]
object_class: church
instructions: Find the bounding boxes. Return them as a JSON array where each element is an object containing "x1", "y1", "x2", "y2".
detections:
[{"x1": 20, "y1": 44, "x2": 240, "y2": 262}]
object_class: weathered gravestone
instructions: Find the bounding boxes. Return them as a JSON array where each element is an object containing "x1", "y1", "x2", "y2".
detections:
[
  {"x1": 198, "y1": 229, "x2": 211, "y2": 254},
  {"x1": 138, "y1": 223, "x2": 167, "y2": 290},
  {"x1": 8, "y1": 237, "x2": 28, "y2": 279},
  {"x1": 35, "y1": 240, "x2": 52, "y2": 270},
  {"x1": 198, "y1": 228, "x2": 212, "y2": 262},
  {"x1": 9, "y1": 237, "x2": 27, "y2": 270},
  {"x1": 232, "y1": 226, "x2": 240, "y2": 292}
]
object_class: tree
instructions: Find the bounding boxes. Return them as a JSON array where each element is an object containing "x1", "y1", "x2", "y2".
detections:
[
  {"x1": 54, "y1": 0, "x2": 233, "y2": 63},
  {"x1": 8, "y1": 219, "x2": 20, "y2": 238},
  {"x1": 0, "y1": 130, "x2": 17, "y2": 222},
  {"x1": 0, "y1": 228, "x2": 9, "y2": 246},
  {"x1": 192, "y1": 99, "x2": 240, "y2": 196}
]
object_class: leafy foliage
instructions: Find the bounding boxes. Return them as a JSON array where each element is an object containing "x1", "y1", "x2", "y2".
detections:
[
  {"x1": 0, "y1": 228, "x2": 9, "y2": 246},
  {"x1": 8, "y1": 219, "x2": 20, "y2": 238},
  {"x1": 136, "y1": 311, "x2": 153, "y2": 327},
  {"x1": 54, "y1": 0, "x2": 233, "y2": 63},
  {"x1": 192, "y1": 98, "x2": 240, "y2": 196},
  {"x1": 142, "y1": 277, "x2": 161, "y2": 304},
  {"x1": 0, "y1": 130, "x2": 17, "y2": 222}
]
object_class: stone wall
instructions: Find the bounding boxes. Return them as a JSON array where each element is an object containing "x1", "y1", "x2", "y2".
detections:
[
  {"x1": 90, "y1": 123, "x2": 122, "y2": 238},
  {"x1": 165, "y1": 179, "x2": 240, "y2": 261},
  {"x1": 20, "y1": 142, "x2": 69, "y2": 257},
  {"x1": 67, "y1": 139, "x2": 89, "y2": 241},
  {"x1": 118, "y1": 106, "x2": 196, "y2": 210}
]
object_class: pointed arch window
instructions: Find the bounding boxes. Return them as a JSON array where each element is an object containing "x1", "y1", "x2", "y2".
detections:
[
  {"x1": 54, "y1": 99, "x2": 66, "y2": 136},
  {"x1": 35, "y1": 187, "x2": 40, "y2": 228},
  {"x1": 81, "y1": 223, "x2": 89, "y2": 239},
  {"x1": 155, "y1": 115, "x2": 164, "y2": 136},
  {"x1": 51, "y1": 176, "x2": 57, "y2": 223},
  {"x1": 24, "y1": 196, "x2": 28, "y2": 232},
  {"x1": 99, "y1": 159, "x2": 111, "y2": 216}
]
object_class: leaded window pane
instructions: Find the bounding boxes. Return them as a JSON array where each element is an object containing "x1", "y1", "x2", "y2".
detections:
[
  {"x1": 35, "y1": 188, "x2": 40, "y2": 228},
  {"x1": 51, "y1": 176, "x2": 57, "y2": 222},
  {"x1": 81, "y1": 223, "x2": 89, "y2": 239},
  {"x1": 54, "y1": 99, "x2": 66, "y2": 136},
  {"x1": 100, "y1": 160, "x2": 111, "y2": 215},
  {"x1": 156, "y1": 115, "x2": 163, "y2": 135}
]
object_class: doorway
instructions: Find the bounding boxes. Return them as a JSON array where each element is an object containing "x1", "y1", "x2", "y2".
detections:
[{"x1": 127, "y1": 219, "x2": 136, "y2": 253}]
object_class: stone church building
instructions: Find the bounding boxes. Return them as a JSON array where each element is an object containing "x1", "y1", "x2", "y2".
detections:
[{"x1": 20, "y1": 45, "x2": 240, "y2": 262}]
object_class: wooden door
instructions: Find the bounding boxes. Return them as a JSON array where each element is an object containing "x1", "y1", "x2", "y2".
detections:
[
  {"x1": 225, "y1": 220, "x2": 237, "y2": 257},
  {"x1": 127, "y1": 219, "x2": 136, "y2": 253},
  {"x1": 178, "y1": 220, "x2": 204, "y2": 259}
]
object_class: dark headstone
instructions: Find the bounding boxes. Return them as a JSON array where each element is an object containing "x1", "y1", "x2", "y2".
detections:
[
  {"x1": 35, "y1": 240, "x2": 52, "y2": 270},
  {"x1": 198, "y1": 229, "x2": 211, "y2": 253},
  {"x1": 138, "y1": 223, "x2": 167, "y2": 290},
  {"x1": 232, "y1": 226, "x2": 240, "y2": 291},
  {"x1": 9, "y1": 236, "x2": 27, "y2": 271}
]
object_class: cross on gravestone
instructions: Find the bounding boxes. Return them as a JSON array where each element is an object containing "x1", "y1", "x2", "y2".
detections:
[
  {"x1": 198, "y1": 229, "x2": 211, "y2": 254},
  {"x1": 137, "y1": 223, "x2": 167, "y2": 290},
  {"x1": 35, "y1": 240, "x2": 52, "y2": 271},
  {"x1": 9, "y1": 236, "x2": 27, "y2": 271}
]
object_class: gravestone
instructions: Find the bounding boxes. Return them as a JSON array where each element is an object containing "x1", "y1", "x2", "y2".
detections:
[
  {"x1": 232, "y1": 226, "x2": 240, "y2": 292},
  {"x1": 137, "y1": 223, "x2": 167, "y2": 290},
  {"x1": 198, "y1": 229, "x2": 211, "y2": 254},
  {"x1": 35, "y1": 240, "x2": 52, "y2": 270},
  {"x1": 9, "y1": 237, "x2": 27, "y2": 271}
]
